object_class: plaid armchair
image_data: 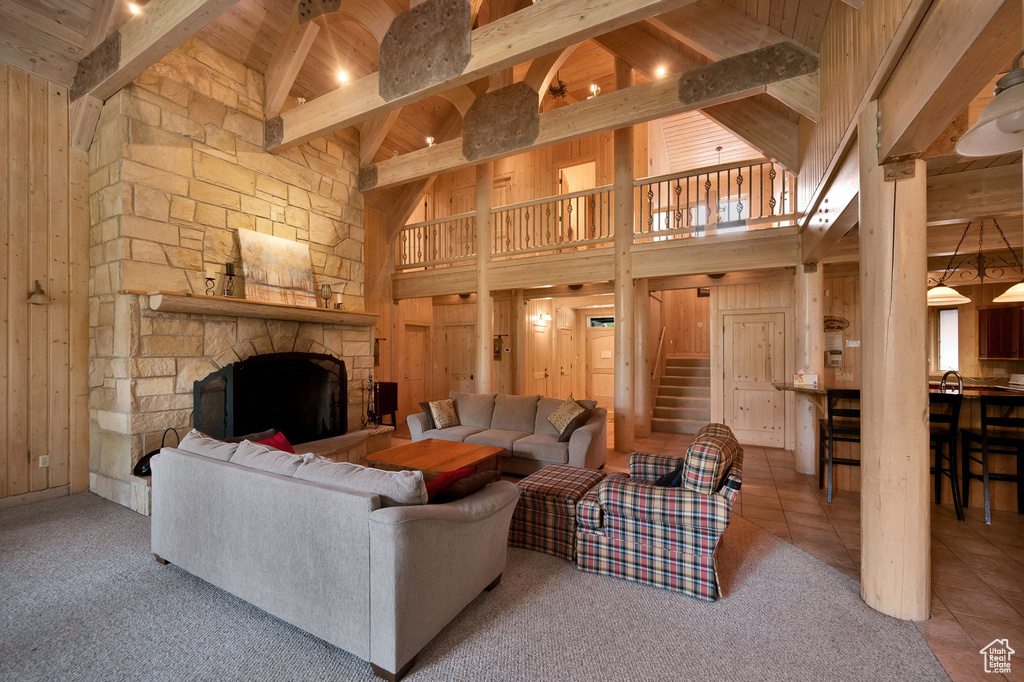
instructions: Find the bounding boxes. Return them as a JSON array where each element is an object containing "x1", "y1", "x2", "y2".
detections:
[{"x1": 575, "y1": 425, "x2": 743, "y2": 601}]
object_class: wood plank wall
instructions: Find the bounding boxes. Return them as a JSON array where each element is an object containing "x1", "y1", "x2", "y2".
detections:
[
  {"x1": 798, "y1": 0, "x2": 913, "y2": 211},
  {"x1": 658, "y1": 288, "x2": 711, "y2": 358},
  {"x1": 0, "y1": 64, "x2": 88, "y2": 503}
]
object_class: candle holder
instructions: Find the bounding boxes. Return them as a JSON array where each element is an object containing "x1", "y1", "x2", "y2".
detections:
[
  {"x1": 205, "y1": 277, "x2": 216, "y2": 296},
  {"x1": 320, "y1": 283, "x2": 333, "y2": 309},
  {"x1": 223, "y1": 262, "x2": 235, "y2": 297}
]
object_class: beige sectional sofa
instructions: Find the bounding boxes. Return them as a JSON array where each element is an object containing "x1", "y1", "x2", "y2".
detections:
[
  {"x1": 151, "y1": 433, "x2": 519, "y2": 681},
  {"x1": 408, "y1": 392, "x2": 607, "y2": 475}
]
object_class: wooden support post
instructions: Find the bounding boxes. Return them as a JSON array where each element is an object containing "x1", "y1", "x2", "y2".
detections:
[
  {"x1": 635, "y1": 278, "x2": 651, "y2": 438},
  {"x1": 613, "y1": 58, "x2": 635, "y2": 453},
  {"x1": 475, "y1": 163, "x2": 493, "y2": 392},
  {"x1": 858, "y1": 100, "x2": 930, "y2": 621},
  {"x1": 512, "y1": 288, "x2": 526, "y2": 394},
  {"x1": 794, "y1": 263, "x2": 823, "y2": 475}
]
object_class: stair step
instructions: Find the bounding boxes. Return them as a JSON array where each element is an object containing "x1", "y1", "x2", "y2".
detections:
[
  {"x1": 651, "y1": 417, "x2": 706, "y2": 435},
  {"x1": 661, "y1": 376, "x2": 711, "y2": 388},
  {"x1": 658, "y1": 386, "x2": 711, "y2": 398},
  {"x1": 666, "y1": 357, "x2": 710, "y2": 368},
  {"x1": 654, "y1": 406, "x2": 711, "y2": 422},
  {"x1": 665, "y1": 366, "x2": 711, "y2": 378},
  {"x1": 656, "y1": 396, "x2": 710, "y2": 409}
]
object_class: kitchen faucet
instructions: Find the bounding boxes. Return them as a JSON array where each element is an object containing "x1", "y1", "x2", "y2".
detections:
[{"x1": 940, "y1": 370, "x2": 963, "y2": 394}]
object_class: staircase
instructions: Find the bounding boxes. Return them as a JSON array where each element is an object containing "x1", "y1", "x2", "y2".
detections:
[{"x1": 652, "y1": 357, "x2": 711, "y2": 435}]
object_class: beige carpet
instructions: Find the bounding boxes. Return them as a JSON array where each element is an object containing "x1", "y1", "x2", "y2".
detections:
[{"x1": 0, "y1": 494, "x2": 947, "y2": 681}]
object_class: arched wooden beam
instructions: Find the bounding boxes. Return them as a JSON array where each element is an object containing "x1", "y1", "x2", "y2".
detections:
[
  {"x1": 333, "y1": 0, "x2": 396, "y2": 43},
  {"x1": 438, "y1": 85, "x2": 479, "y2": 116},
  {"x1": 523, "y1": 45, "x2": 577, "y2": 110}
]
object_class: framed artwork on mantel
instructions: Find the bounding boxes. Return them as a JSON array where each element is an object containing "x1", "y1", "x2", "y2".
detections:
[{"x1": 237, "y1": 229, "x2": 318, "y2": 307}]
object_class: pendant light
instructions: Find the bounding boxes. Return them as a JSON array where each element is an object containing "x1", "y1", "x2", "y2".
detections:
[
  {"x1": 927, "y1": 285, "x2": 971, "y2": 307},
  {"x1": 993, "y1": 280, "x2": 1024, "y2": 302}
]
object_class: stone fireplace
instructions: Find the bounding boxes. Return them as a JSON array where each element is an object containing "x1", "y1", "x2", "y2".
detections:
[{"x1": 85, "y1": 39, "x2": 373, "y2": 514}]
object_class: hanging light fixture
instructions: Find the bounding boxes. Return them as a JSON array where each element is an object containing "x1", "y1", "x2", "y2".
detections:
[
  {"x1": 926, "y1": 219, "x2": 1024, "y2": 306},
  {"x1": 956, "y1": 50, "x2": 1024, "y2": 157}
]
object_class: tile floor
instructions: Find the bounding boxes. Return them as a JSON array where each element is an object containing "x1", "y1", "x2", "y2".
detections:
[
  {"x1": 393, "y1": 423, "x2": 1023, "y2": 680},
  {"x1": 618, "y1": 430, "x2": 1024, "y2": 682}
]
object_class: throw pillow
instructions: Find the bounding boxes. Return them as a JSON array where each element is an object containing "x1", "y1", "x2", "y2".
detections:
[
  {"x1": 425, "y1": 466, "x2": 476, "y2": 501},
  {"x1": 419, "y1": 401, "x2": 438, "y2": 430},
  {"x1": 428, "y1": 398, "x2": 461, "y2": 430},
  {"x1": 224, "y1": 428, "x2": 277, "y2": 444},
  {"x1": 257, "y1": 431, "x2": 295, "y2": 453},
  {"x1": 548, "y1": 396, "x2": 592, "y2": 442},
  {"x1": 432, "y1": 470, "x2": 500, "y2": 504},
  {"x1": 654, "y1": 464, "x2": 684, "y2": 487}
]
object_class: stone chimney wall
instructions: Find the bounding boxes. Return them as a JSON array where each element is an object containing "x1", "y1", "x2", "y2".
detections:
[{"x1": 87, "y1": 39, "x2": 371, "y2": 513}]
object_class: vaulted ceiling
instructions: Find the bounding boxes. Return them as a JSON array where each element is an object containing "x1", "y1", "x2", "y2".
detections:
[{"x1": 0, "y1": 0, "x2": 832, "y2": 174}]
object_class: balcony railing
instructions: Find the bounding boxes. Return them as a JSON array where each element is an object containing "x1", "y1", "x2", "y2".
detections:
[
  {"x1": 634, "y1": 160, "x2": 798, "y2": 243},
  {"x1": 395, "y1": 159, "x2": 798, "y2": 270},
  {"x1": 490, "y1": 185, "x2": 614, "y2": 259},
  {"x1": 395, "y1": 211, "x2": 475, "y2": 271}
]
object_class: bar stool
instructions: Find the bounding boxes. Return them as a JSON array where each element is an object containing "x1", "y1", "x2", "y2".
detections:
[
  {"x1": 929, "y1": 392, "x2": 964, "y2": 521},
  {"x1": 961, "y1": 395, "x2": 1024, "y2": 525},
  {"x1": 817, "y1": 389, "x2": 861, "y2": 503}
]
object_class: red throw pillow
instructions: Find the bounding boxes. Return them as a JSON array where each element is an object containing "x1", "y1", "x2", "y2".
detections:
[
  {"x1": 257, "y1": 431, "x2": 295, "y2": 454},
  {"x1": 425, "y1": 467, "x2": 476, "y2": 501}
]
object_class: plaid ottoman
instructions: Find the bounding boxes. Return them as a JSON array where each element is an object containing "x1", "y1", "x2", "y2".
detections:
[{"x1": 508, "y1": 464, "x2": 606, "y2": 560}]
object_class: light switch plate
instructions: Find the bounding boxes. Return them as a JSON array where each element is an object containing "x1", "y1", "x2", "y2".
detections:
[{"x1": 38, "y1": 455, "x2": 50, "y2": 468}]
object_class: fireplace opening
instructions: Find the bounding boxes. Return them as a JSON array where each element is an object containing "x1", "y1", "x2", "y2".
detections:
[{"x1": 193, "y1": 352, "x2": 348, "y2": 444}]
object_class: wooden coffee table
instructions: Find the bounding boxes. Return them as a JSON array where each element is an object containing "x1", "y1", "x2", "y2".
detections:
[{"x1": 364, "y1": 439, "x2": 503, "y2": 479}]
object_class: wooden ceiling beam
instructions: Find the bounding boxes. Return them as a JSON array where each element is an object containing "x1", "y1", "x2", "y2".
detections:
[
  {"x1": 876, "y1": 0, "x2": 1020, "y2": 163},
  {"x1": 359, "y1": 109, "x2": 402, "y2": 165},
  {"x1": 71, "y1": 0, "x2": 241, "y2": 102},
  {"x1": 594, "y1": 25, "x2": 800, "y2": 170},
  {"x1": 648, "y1": 0, "x2": 820, "y2": 121},
  {"x1": 266, "y1": 0, "x2": 697, "y2": 151},
  {"x1": 264, "y1": 9, "x2": 320, "y2": 118},
  {"x1": 70, "y1": 0, "x2": 120, "y2": 151},
  {"x1": 362, "y1": 43, "x2": 817, "y2": 193}
]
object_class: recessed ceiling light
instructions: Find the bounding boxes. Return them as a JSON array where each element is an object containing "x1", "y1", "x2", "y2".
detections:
[
  {"x1": 128, "y1": 2, "x2": 141, "y2": 14},
  {"x1": 337, "y1": 70, "x2": 349, "y2": 84},
  {"x1": 656, "y1": 66, "x2": 666, "y2": 77}
]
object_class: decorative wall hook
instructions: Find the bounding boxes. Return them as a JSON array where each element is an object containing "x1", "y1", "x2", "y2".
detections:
[{"x1": 27, "y1": 280, "x2": 48, "y2": 305}]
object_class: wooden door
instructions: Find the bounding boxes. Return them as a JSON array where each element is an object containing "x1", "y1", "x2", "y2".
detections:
[
  {"x1": 400, "y1": 325, "x2": 429, "y2": 422},
  {"x1": 586, "y1": 327, "x2": 615, "y2": 410},
  {"x1": 446, "y1": 325, "x2": 476, "y2": 393},
  {"x1": 722, "y1": 312, "x2": 786, "y2": 446},
  {"x1": 555, "y1": 326, "x2": 574, "y2": 397},
  {"x1": 530, "y1": 318, "x2": 552, "y2": 396}
]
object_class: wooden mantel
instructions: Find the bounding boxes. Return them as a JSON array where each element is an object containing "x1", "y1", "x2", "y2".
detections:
[{"x1": 132, "y1": 290, "x2": 379, "y2": 327}]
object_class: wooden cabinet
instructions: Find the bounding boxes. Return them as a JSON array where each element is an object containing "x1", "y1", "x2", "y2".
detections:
[{"x1": 978, "y1": 306, "x2": 1024, "y2": 359}]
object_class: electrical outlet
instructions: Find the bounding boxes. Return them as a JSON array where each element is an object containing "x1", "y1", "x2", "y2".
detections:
[{"x1": 38, "y1": 455, "x2": 50, "y2": 468}]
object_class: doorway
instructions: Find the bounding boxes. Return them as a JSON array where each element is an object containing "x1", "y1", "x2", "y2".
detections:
[
  {"x1": 585, "y1": 317, "x2": 615, "y2": 412},
  {"x1": 446, "y1": 324, "x2": 476, "y2": 393},
  {"x1": 399, "y1": 324, "x2": 429, "y2": 421},
  {"x1": 558, "y1": 160, "x2": 596, "y2": 242}
]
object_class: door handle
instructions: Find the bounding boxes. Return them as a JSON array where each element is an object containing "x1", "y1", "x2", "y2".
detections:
[
  {"x1": 544, "y1": 371, "x2": 549, "y2": 378},
  {"x1": 470, "y1": 374, "x2": 474, "y2": 380}
]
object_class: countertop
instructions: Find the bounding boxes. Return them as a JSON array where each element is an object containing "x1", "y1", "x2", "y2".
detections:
[{"x1": 773, "y1": 381, "x2": 1024, "y2": 398}]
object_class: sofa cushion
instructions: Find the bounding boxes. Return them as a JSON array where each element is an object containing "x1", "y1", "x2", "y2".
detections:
[
  {"x1": 425, "y1": 466, "x2": 476, "y2": 501},
  {"x1": 465, "y1": 429, "x2": 532, "y2": 452},
  {"x1": 491, "y1": 394, "x2": 541, "y2": 432},
  {"x1": 293, "y1": 458, "x2": 427, "y2": 506},
  {"x1": 683, "y1": 434, "x2": 740, "y2": 495},
  {"x1": 229, "y1": 440, "x2": 304, "y2": 476},
  {"x1": 420, "y1": 426, "x2": 485, "y2": 442},
  {"x1": 179, "y1": 429, "x2": 239, "y2": 461},
  {"x1": 449, "y1": 392, "x2": 497, "y2": 429},
  {"x1": 427, "y1": 398, "x2": 460, "y2": 429},
  {"x1": 431, "y1": 470, "x2": 500, "y2": 504},
  {"x1": 511, "y1": 433, "x2": 569, "y2": 463},
  {"x1": 533, "y1": 397, "x2": 563, "y2": 437},
  {"x1": 695, "y1": 422, "x2": 736, "y2": 442}
]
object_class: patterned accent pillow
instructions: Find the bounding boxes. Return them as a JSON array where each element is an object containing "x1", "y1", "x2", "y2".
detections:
[
  {"x1": 419, "y1": 401, "x2": 438, "y2": 430},
  {"x1": 682, "y1": 435, "x2": 739, "y2": 495},
  {"x1": 428, "y1": 398, "x2": 461, "y2": 429},
  {"x1": 548, "y1": 396, "x2": 589, "y2": 441}
]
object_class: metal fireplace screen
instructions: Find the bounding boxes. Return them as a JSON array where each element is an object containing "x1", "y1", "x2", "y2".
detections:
[{"x1": 193, "y1": 352, "x2": 348, "y2": 444}]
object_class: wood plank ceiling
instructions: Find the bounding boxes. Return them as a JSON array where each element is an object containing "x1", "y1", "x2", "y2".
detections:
[{"x1": 0, "y1": 0, "x2": 830, "y2": 175}]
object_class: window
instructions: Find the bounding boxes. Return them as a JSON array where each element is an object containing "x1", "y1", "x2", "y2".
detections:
[
  {"x1": 937, "y1": 308, "x2": 959, "y2": 371},
  {"x1": 588, "y1": 316, "x2": 614, "y2": 328}
]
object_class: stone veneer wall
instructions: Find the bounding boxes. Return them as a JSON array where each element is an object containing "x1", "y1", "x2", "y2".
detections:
[{"x1": 87, "y1": 39, "x2": 372, "y2": 513}]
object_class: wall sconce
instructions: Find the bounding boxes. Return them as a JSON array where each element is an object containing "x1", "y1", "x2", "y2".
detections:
[
  {"x1": 337, "y1": 70, "x2": 349, "y2": 84},
  {"x1": 27, "y1": 280, "x2": 48, "y2": 305},
  {"x1": 656, "y1": 66, "x2": 667, "y2": 77},
  {"x1": 128, "y1": 2, "x2": 141, "y2": 15},
  {"x1": 426, "y1": 136, "x2": 435, "y2": 147},
  {"x1": 587, "y1": 84, "x2": 601, "y2": 99}
]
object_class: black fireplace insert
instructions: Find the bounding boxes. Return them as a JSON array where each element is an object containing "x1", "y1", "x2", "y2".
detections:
[{"x1": 193, "y1": 352, "x2": 348, "y2": 444}]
